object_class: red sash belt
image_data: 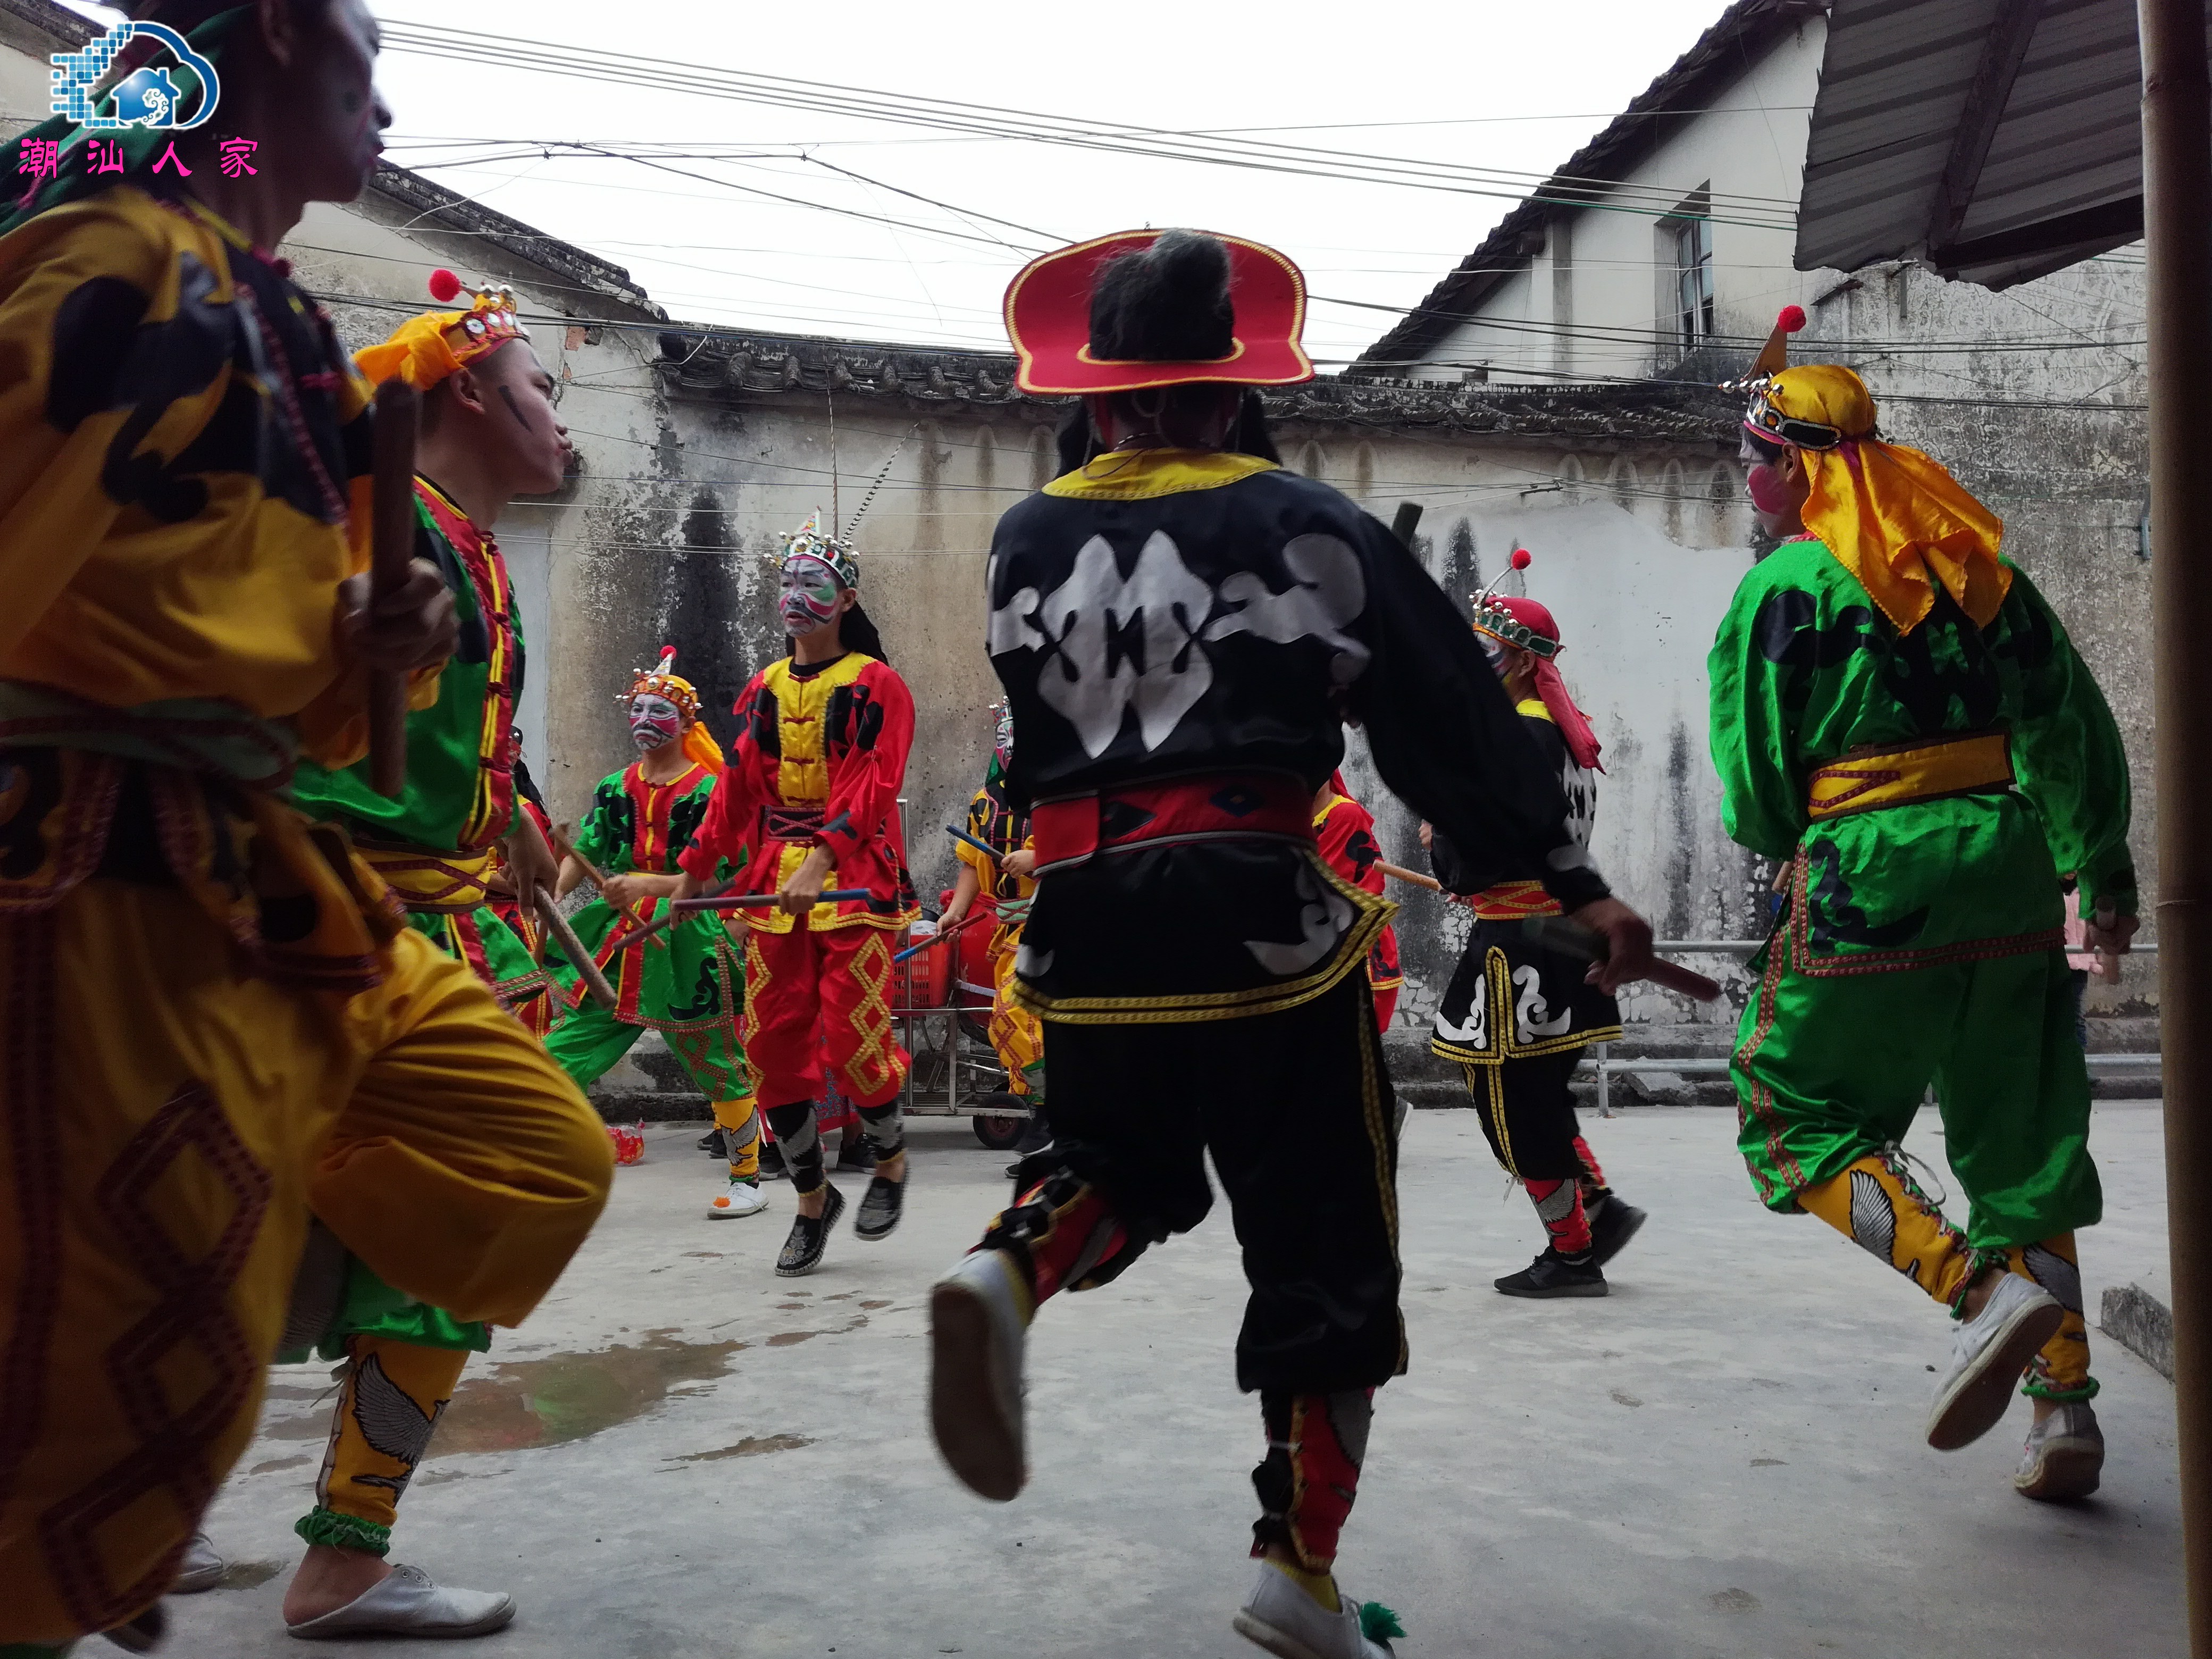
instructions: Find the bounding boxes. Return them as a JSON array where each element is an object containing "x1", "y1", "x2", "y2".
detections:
[{"x1": 1029, "y1": 773, "x2": 1315, "y2": 873}]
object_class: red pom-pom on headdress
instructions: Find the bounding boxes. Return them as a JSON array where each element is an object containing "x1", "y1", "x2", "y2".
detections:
[
  {"x1": 1510, "y1": 547, "x2": 1532, "y2": 571},
  {"x1": 1777, "y1": 304, "x2": 1807, "y2": 334},
  {"x1": 427, "y1": 268, "x2": 463, "y2": 304},
  {"x1": 1751, "y1": 304, "x2": 1809, "y2": 378}
]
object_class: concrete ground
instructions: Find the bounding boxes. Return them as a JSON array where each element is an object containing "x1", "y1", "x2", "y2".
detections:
[{"x1": 173, "y1": 1103, "x2": 2182, "y2": 1659}]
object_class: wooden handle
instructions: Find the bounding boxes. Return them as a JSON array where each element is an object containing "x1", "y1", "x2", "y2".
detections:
[
  {"x1": 535, "y1": 886, "x2": 618, "y2": 1008},
  {"x1": 367, "y1": 380, "x2": 420, "y2": 799},
  {"x1": 1522, "y1": 917, "x2": 1724, "y2": 1004},
  {"x1": 674, "y1": 889, "x2": 870, "y2": 911},
  {"x1": 1389, "y1": 501, "x2": 1424, "y2": 548},
  {"x1": 1375, "y1": 859, "x2": 1442, "y2": 893}
]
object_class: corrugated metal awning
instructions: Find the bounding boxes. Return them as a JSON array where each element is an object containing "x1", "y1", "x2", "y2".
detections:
[{"x1": 1797, "y1": 0, "x2": 2207, "y2": 288}]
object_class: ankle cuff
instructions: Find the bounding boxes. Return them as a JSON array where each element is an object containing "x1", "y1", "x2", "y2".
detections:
[
  {"x1": 295, "y1": 1507, "x2": 391, "y2": 1557},
  {"x1": 2023, "y1": 1376, "x2": 2100, "y2": 1403}
]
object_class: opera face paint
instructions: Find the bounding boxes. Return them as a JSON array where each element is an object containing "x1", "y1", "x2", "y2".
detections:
[
  {"x1": 780, "y1": 554, "x2": 845, "y2": 636},
  {"x1": 1746, "y1": 459, "x2": 1798, "y2": 517},
  {"x1": 629, "y1": 693, "x2": 683, "y2": 753}
]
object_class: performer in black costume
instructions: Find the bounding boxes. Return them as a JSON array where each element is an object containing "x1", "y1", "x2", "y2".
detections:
[
  {"x1": 926, "y1": 228, "x2": 1659, "y2": 1659},
  {"x1": 1427, "y1": 582, "x2": 1647, "y2": 1298}
]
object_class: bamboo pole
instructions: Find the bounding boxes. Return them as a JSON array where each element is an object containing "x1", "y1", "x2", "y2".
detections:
[{"x1": 2139, "y1": 0, "x2": 2212, "y2": 1644}]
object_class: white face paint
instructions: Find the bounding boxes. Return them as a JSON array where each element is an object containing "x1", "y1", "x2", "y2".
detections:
[
  {"x1": 779, "y1": 555, "x2": 845, "y2": 637},
  {"x1": 629, "y1": 692, "x2": 684, "y2": 752}
]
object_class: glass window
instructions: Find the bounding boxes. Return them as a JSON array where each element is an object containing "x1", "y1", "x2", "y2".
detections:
[{"x1": 1674, "y1": 215, "x2": 1714, "y2": 343}]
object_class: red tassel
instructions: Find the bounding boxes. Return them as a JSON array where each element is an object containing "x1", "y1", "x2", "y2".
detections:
[{"x1": 428, "y1": 268, "x2": 463, "y2": 303}]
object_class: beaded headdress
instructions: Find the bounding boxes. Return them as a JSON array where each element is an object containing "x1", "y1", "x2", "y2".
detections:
[
  {"x1": 354, "y1": 270, "x2": 528, "y2": 391},
  {"x1": 624, "y1": 647, "x2": 701, "y2": 720}
]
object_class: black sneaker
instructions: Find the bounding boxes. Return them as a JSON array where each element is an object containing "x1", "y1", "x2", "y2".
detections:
[
  {"x1": 775, "y1": 1183, "x2": 845, "y2": 1277},
  {"x1": 757, "y1": 1142, "x2": 788, "y2": 1182},
  {"x1": 1495, "y1": 1246, "x2": 1608, "y2": 1298},
  {"x1": 835, "y1": 1135, "x2": 877, "y2": 1172},
  {"x1": 1585, "y1": 1193, "x2": 1648, "y2": 1268},
  {"x1": 697, "y1": 1128, "x2": 723, "y2": 1154},
  {"x1": 854, "y1": 1172, "x2": 906, "y2": 1241}
]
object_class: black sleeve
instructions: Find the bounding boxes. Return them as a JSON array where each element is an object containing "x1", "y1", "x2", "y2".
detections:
[
  {"x1": 1346, "y1": 518, "x2": 1610, "y2": 910},
  {"x1": 513, "y1": 755, "x2": 546, "y2": 814}
]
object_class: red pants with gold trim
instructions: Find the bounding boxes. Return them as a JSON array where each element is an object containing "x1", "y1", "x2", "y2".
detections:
[{"x1": 742, "y1": 925, "x2": 909, "y2": 1111}]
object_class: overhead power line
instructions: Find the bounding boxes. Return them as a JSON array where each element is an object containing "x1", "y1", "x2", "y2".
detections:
[{"x1": 376, "y1": 21, "x2": 1803, "y2": 230}]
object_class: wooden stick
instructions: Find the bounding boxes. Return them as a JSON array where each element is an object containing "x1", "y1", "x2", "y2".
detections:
[
  {"x1": 550, "y1": 825, "x2": 665, "y2": 951},
  {"x1": 535, "y1": 886, "x2": 618, "y2": 1008},
  {"x1": 605, "y1": 878, "x2": 733, "y2": 953},
  {"x1": 673, "y1": 889, "x2": 869, "y2": 912},
  {"x1": 1521, "y1": 917, "x2": 1724, "y2": 1003},
  {"x1": 367, "y1": 380, "x2": 420, "y2": 799},
  {"x1": 945, "y1": 824, "x2": 1000, "y2": 861},
  {"x1": 1375, "y1": 858, "x2": 1442, "y2": 893}
]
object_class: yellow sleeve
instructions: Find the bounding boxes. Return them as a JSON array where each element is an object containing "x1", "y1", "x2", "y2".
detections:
[{"x1": 0, "y1": 195, "x2": 228, "y2": 661}]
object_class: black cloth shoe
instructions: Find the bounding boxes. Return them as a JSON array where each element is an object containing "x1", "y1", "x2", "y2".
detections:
[
  {"x1": 1495, "y1": 1246, "x2": 1607, "y2": 1298},
  {"x1": 775, "y1": 1183, "x2": 845, "y2": 1277},
  {"x1": 1585, "y1": 1192, "x2": 1648, "y2": 1268},
  {"x1": 854, "y1": 1172, "x2": 906, "y2": 1241},
  {"x1": 1003, "y1": 1109, "x2": 1053, "y2": 1178},
  {"x1": 835, "y1": 1135, "x2": 877, "y2": 1172},
  {"x1": 757, "y1": 1142, "x2": 789, "y2": 1181},
  {"x1": 697, "y1": 1128, "x2": 723, "y2": 1154}
]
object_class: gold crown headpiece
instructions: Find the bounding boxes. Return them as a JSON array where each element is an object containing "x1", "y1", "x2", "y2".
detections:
[{"x1": 622, "y1": 647, "x2": 701, "y2": 719}]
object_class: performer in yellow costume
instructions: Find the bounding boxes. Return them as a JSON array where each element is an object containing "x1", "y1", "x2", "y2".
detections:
[
  {"x1": 940, "y1": 703, "x2": 1048, "y2": 1165},
  {"x1": 0, "y1": 5, "x2": 610, "y2": 1651}
]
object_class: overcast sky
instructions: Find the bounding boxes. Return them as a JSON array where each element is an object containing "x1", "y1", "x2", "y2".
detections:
[{"x1": 80, "y1": 1, "x2": 1766, "y2": 362}]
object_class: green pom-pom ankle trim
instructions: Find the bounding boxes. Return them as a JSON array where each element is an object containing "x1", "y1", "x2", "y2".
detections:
[
  {"x1": 295, "y1": 1507, "x2": 391, "y2": 1557},
  {"x1": 1358, "y1": 1601, "x2": 1406, "y2": 1645}
]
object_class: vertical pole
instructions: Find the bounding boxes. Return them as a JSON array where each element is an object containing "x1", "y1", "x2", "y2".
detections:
[{"x1": 2139, "y1": 0, "x2": 2212, "y2": 1646}]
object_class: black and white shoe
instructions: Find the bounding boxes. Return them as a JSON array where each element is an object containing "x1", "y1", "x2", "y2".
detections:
[
  {"x1": 756, "y1": 1142, "x2": 789, "y2": 1182},
  {"x1": 835, "y1": 1135, "x2": 877, "y2": 1172},
  {"x1": 1585, "y1": 1192, "x2": 1648, "y2": 1268},
  {"x1": 854, "y1": 1172, "x2": 907, "y2": 1241},
  {"x1": 775, "y1": 1184, "x2": 845, "y2": 1277},
  {"x1": 1495, "y1": 1246, "x2": 1607, "y2": 1298}
]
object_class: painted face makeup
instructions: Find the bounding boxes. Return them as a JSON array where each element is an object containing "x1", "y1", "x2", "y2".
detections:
[
  {"x1": 1477, "y1": 631, "x2": 1509, "y2": 675},
  {"x1": 1747, "y1": 458, "x2": 1798, "y2": 517},
  {"x1": 629, "y1": 693, "x2": 683, "y2": 752},
  {"x1": 779, "y1": 555, "x2": 845, "y2": 636}
]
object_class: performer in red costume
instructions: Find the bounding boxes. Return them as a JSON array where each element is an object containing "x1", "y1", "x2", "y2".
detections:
[{"x1": 676, "y1": 513, "x2": 920, "y2": 1276}]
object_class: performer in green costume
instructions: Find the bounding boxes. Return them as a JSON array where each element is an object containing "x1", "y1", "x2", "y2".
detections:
[
  {"x1": 1710, "y1": 316, "x2": 2138, "y2": 1506},
  {"x1": 548, "y1": 649, "x2": 762, "y2": 1219},
  {"x1": 270, "y1": 277, "x2": 576, "y2": 1638}
]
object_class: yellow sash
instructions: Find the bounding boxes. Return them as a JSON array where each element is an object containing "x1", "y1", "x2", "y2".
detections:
[{"x1": 1806, "y1": 732, "x2": 2013, "y2": 822}]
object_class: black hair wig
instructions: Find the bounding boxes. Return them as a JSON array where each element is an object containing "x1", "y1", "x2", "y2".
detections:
[{"x1": 1087, "y1": 229, "x2": 1234, "y2": 362}]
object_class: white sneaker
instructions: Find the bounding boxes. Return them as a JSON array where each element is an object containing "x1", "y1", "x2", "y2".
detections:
[
  {"x1": 284, "y1": 1562, "x2": 515, "y2": 1640},
  {"x1": 1927, "y1": 1272, "x2": 2064, "y2": 1451},
  {"x1": 707, "y1": 1177, "x2": 768, "y2": 1219},
  {"x1": 2016, "y1": 1401, "x2": 2104, "y2": 1501},
  {"x1": 171, "y1": 1530, "x2": 225, "y2": 1594},
  {"x1": 1234, "y1": 1561, "x2": 1402, "y2": 1659},
  {"x1": 929, "y1": 1249, "x2": 1030, "y2": 1502}
]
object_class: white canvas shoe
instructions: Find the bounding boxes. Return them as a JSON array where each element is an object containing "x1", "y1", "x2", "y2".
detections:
[
  {"x1": 1234, "y1": 1561, "x2": 1402, "y2": 1659},
  {"x1": 284, "y1": 1563, "x2": 515, "y2": 1640},
  {"x1": 1927, "y1": 1272, "x2": 2064, "y2": 1451},
  {"x1": 706, "y1": 1177, "x2": 768, "y2": 1219},
  {"x1": 2016, "y1": 1401, "x2": 2104, "y2": 1500},
  {"x1": 171, "y1": 1530, "x2": 225, "y2": 1593},
  {"x1": 929, "y1": 1249, "x2": 1029, "y2": 1501}
]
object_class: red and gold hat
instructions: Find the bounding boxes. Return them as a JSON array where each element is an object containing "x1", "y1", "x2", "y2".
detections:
[
  {"x1": 354, "y1": 269, "x2": 528, "y2": 391},
  {"x1": 1003, "y1": 229, "x2": 1314, "y2": 396}
]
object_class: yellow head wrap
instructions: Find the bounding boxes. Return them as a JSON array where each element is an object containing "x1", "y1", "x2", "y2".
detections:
[
  {"x1": 1752, "y1": 364, "x2": 2009, "y2": 634},
  {"x1": 354, "y1": 276, "x2": 527, "y2": 391}
]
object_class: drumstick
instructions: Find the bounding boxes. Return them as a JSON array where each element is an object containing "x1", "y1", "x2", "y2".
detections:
[
  {"x1": 606, "y1": 878, "x2": 731, "y2": 954},
  {"x1": 1520, "y1": 917, "x2": 1724, "y2": 1003},
  {"x1": 892, "y1": 907, "x2": 992, "y2": 963},
  {"x1": 367, "y1": 380, "x2": 420, "y2": 799},
  {"x1": 946, "y1": 824, "x2": 1000, "y2": 861}
]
